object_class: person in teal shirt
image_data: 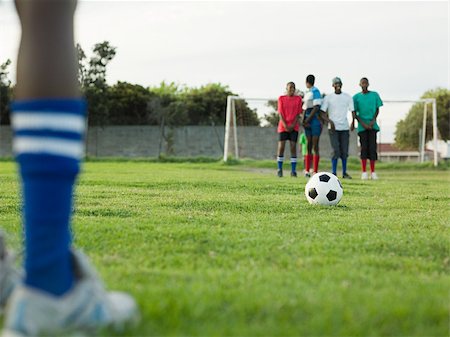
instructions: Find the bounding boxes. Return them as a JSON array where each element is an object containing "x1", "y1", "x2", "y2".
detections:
[{"x1": 352, "y1": 78, "x2": 383, "y2": 180}]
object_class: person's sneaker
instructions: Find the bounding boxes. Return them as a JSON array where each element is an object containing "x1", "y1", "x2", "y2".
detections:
[
  {"x1": 304, "y1": 171, "x2": 311, "y2": 178},
  {"x1": 342, "y1": 173, "x2": 352, "y2": 179},
  {"x1": 0, "y1": 231, "x2": 21, "y2": 314},
  {"x1": 290, "y1": 171, "x2": 297, "y2": 178},
  {"x1": 277, "y1": 170, "x2": 283, "y2": 178},
  {"x1": 371, "y1": 172, "x2": 379, "y2": 180},
  {"x1": 2, "y1": 249, "x2": 138, "y2": 337},
  {"x1": 361, "y1": 172, "x2": 369, "y2": 180}
]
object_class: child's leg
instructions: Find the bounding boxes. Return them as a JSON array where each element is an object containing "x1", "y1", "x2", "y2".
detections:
[
  {"x1": 4, "y1": 1, "x2": 138, "y2": 335},
  {"x1": 14, "y1": 0, "x2": 81, "y2": 297},
  {"x1": 289, "y1": 140, "x2": 297, "y2": 174}
]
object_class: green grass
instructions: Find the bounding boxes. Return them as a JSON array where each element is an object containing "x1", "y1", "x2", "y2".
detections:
[{"x1": 0, "y1": 160, "x2": 449, "y2": 336}]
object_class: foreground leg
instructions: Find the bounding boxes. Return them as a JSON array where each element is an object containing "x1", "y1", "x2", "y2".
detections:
[
  {"x1": 3, "y1": 1, "x2": 137, "y2": 336},
  {"x1": 0, "y1": 232, "x2": 22, "y2": 312}
]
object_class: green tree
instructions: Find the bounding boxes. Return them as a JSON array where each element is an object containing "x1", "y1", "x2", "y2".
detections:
[
  {"x1": 108, "y1": 82, "x2": 156, "y2": 125},
  {"x1": 77, "y1": 41, "x2": 116, "y2": 126},
  {"x1": 263, "y1": 99, "x2": 279, "y2": 127},
  {"x1": 395, "y1": 88, "x2": 450, "y2": 149},
  {"x1": 0, "y1": 59, "x2": 12, "y2": 125},
  {"x1": 148, "y1": 82, "x2": 188, "y2": 126},
  {"x1": 182, "y1": 83, "x2": 259, "y2": 126}
]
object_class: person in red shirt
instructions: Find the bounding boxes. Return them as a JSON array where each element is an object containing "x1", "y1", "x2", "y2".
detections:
[{"x1": 277, "y1": 82, "x2": 303, "y2": 177}]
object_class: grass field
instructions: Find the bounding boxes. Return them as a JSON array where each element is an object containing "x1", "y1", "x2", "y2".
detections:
[{"x1": 0, "y1": 159, "x2": 449, "y2": 336}]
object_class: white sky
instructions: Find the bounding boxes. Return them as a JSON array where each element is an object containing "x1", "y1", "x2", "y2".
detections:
[{"x1": 1, "y1": 0, "x2": 449, "y2": 142}]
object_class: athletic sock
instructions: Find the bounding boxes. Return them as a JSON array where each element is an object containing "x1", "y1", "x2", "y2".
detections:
[
  {"x1": 331, "y1": 159, "x2": 338, "y2": 175},
  {"x1": 11, "y1": 99, "x2": 86, "y2": 296},
  {"x1": 290, "y1": 157, "x2": 297, "y2": 173},
  {"x1": 277, "y1": 156, "x2": 284, "y2": 171},
  {"x1": 361, "y1": 159, "x2": 367, "y2": 172},
  {"x1": 370, "y1": 160, "x2": 376, "y2": 173},
  {"x1": 342, "y1": 158, "x2": 347, "y2": 175},
  {"x1": 313, "y1": 155, "x2": 320, "y2": 173},
  {"x1": 305, "y1": 154, "x2": 312, "y2": 172}
]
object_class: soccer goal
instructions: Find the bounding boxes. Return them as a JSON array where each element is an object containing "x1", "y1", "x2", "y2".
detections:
[
  {"x1": 223, "y1": 96, "x2": 439, "y2": 166},
  {"x1": 223, "y1": 95, "x2": 278, "y2": 161},
  {"x1": 381, "y1": 99, "x2": 438, "y2": 165}
]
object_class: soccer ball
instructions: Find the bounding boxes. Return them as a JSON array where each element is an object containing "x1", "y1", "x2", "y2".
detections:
[{"x1": 304, "y1": 172, "x2": 343, "y2": 206}]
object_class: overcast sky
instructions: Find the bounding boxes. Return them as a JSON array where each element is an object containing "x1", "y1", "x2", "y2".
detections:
[{"x1": 1, "y1": 0, "x2": 449, "y2": 142}]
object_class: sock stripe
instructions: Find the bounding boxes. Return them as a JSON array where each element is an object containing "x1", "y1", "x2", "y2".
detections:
[
  {"x1": 12, "y1": 113, "x2": 85, "y2": 133},
  {"x1": 14, "y1": 129, "x2": 83, "y2": 141},
  {"x1": 11, "y1": 99, "x2": 86, "y2": 160},
  {"x1": 11, "y1": 99, "x2": 86, "y2": 116},
  {"x1": 290, "y1": 157, "x2": 297, "y2": 163},
  {"x1": 13, "y1": 137, "x2": 84, "y2": 159},
  {"x1": 277, "y1": 156, "x2": 284, "y2": 162}
]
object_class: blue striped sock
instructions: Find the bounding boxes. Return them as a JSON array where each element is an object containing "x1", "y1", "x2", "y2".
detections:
[
  {"x1": 290, "y1": 157, "x2": 297, "y2": 173},
  {"x1": 277, "y1": 156, "x2": 284, "y2": 171},
  {"x1": 11, "y1": 99, "x2": 86, "y2": 296}
]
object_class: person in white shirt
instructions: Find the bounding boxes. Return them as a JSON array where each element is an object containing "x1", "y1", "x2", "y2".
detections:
[{"x1": 320, "y1": 77, "x2": 355, "y2": 179}]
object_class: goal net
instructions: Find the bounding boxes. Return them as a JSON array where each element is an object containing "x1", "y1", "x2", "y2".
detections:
[
  {"x1": 223, "y1": 96, "x2": 439, "y2": 165},
  {"x1": 223, "y1": 96, "x2": 279, "y2": 161}
]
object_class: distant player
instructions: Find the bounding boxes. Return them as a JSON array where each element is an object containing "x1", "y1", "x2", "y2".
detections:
[
  {"x1": 0, "y1": 1, "x2": 137, "y2": 335},
  {"x1": 352, "y1": 77, "x2": 383, "y2": 180},
  {"x1": 298, "y1": 131, "x2": 308, "y2": 171},
  {"x1": 277, "y1": 82, "x2": 303, "y2": 177},
  {"x1": 320, "y1": 77, "x2": 354, "y2": 179},
  {"x1": 302, "y1": 74, "x2": 322, "y2": 177}
]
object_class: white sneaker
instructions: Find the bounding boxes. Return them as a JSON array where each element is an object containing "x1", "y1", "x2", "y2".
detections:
[
  {"x1": 371, "y1": 172, "x2": 379, "y2": 180},
  {"x1": 361, "y1": 172, "x2": 369, "y2": 180},
  {"x1": 0, "y1": 231, "x2": 22, "y2": 313},
  {"x1": 2, "y1": 250, "x2": 138, "y2": 337}
]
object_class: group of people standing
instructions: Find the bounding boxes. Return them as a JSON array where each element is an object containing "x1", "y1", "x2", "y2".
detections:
[{"x1": 276, "y1": 75, "x2": 383, "y2": 180}]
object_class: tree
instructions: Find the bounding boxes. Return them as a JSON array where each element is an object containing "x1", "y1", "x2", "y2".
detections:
[
  {"x1": 148, "y1": 82, "x2": 188, "y2": 126},
  {"x1": 395, "y1": 88, "x2": 450, "y2": 150},
  {"x1": 182, "y1": 83, "x2": 259, "y2": 126},
  {"x1": 0, "y1": 59, "x2": 12, "y2": 125},
  {"x1": 262, "y1": 99, "x2": 279, "y2": 127},
  {"x1": 77, "y1": 41, "x2": 117, "y2": 125},
  {"x1": 108, "y1": 82, "x2": 156, "y2": 125}
]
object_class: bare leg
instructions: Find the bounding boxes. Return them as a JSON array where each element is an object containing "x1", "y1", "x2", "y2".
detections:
[
  {"x1": 312, "y1": 136, "x2": 320, "y2": 173},
  {"x1": 277, "y1": 140, "x2": 286, "y2": 176},
  {"x1": 277, "y1": 140, "x2": 286, "y2": 157},
  {"x1": 3, "y1": 1, "x2": 137, "y2": 335},
  {"x1": 15, "y1": 0, "x2": 79, "y2": 99},
  {"x1": 312, "y1": 136, "x2": 320, "y2": 156},
  {"x1": 289, "y1": 140, "x2": 298, "y2": 176}
]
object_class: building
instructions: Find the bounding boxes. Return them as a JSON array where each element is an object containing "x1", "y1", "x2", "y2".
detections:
[{"x1": 377, "y1": 143, "x2": 433, "y2": 162}]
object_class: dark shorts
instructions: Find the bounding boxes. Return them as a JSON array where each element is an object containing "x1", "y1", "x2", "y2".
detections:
[
  {"x1": 304, "y1": 108, "x2": 322, "y2": 137},
  {"x1": 358, "y1": 129, "x2": 378, "y2": 160},
  {"x1": 304, "y1": 118, "x2": 322, "y2": 137},
  {"x1": 279, "y1": 131, "x2": 299, "y2": 142}
]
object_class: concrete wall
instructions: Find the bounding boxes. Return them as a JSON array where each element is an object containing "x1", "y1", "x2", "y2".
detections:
[
  {"x1": 0, "y1": 127, "x2": 12, "y2": 157},
  {"x1": 0, "y1": 125, "x2": 359, "y2": 159}
]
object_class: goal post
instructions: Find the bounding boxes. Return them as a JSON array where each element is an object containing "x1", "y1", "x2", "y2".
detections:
[
  {"x1": 383, "y1": 98, "x2": 438, "y2": 166},
  {"x1": 223, "y1": 95, "x2": 276, "y2": 161},
  {"x1": 223, "y1": 96, "x2": 439, "y2": 166}
]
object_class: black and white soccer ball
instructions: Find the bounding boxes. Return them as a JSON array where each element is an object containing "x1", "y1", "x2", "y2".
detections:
[{"x1": 304, "y1": 172, "x2": 343, "y2": 206}]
